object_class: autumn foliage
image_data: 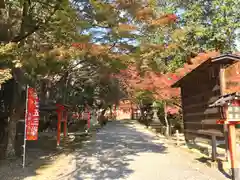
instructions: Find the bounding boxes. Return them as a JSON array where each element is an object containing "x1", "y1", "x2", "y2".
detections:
[
  {"x1": 114, "y1": 66, "x2": 181, "y2": 100},
  {"x1": 150, "y1": 14, "x2": 177, "y2": 26},
  {"x1": 70, "y1": 8, "x2": 179, "y2": 113},
  {"x1": 114, "y1": 51, "x2": 220, "y2": 113}
]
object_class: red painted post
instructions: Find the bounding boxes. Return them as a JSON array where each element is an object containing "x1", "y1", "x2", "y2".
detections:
[
  {"x1": 63, "y1": 111, "x2": 68, "y2": 137},
  {"x1": 88, "y1": 110, "x2": 91, "y2": 129},
  {"x1": 228, "y1": 123, "x2": 239, "y2": 180},
  {"x1": 56, "y1": 104, "x2": 65, "y2": 146},
  {"x1": 57, "y1": 109, "x2": 62, "y2": 146}
]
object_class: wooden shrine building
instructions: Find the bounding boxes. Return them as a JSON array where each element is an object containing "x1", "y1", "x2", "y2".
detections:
[{"x1": 172, "y1": 53, "x2": 240, "y2": 142}]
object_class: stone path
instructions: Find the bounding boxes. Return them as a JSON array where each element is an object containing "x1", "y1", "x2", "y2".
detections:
[{"x1": 24, "y1": 120, "x2": 229, "y2": 180}]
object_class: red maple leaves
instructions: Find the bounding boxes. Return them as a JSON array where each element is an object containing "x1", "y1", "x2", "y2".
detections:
[
  {"x1": 115, "y1": 51, "x2": 220, "y2": 102},
  {"x1": 114, "y1": 66, "x2": 181, "y2": 100},
  {"x1": 150, "y1": 13, "x2": 177, "y2": 26}
]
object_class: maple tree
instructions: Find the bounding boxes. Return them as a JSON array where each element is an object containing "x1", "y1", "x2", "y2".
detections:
[
  {"x1": 0, "y1": 0, "x2": 229, "y2": 158},
  {"x1": 0, "y1": 0, "x2": 81, "y2": 157},
  {"x1": 114, "y1": 65, "x2": 180, "y2": 104},
  {"x1": 0, "y1": 0, "x2": 179, "y2": 158},
  {"x1": 113, "y1": 64, "x2": 180, "y2": 135},
  {"x1": 114, "y1": 51, "x2": 221, "y2": 134}
]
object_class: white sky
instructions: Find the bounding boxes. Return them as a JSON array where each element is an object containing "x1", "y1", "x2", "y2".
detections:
[{"x1": 235, "y1": 29, "x2": 240, "y2": 51}]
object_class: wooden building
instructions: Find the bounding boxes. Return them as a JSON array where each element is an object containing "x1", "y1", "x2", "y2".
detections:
[{"x1": 172, "y1": 53, "x2": 240, "y2": 141}]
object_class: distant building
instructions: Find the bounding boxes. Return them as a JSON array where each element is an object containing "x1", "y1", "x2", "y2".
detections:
[{"x1": 116, "y1": 99, "x2": 137, "y2": 120}]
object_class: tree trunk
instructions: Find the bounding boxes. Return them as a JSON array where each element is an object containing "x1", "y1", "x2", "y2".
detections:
[
  {"x1": 100, "y1": 107, "x2": 107, "y2": 117},
  {"x1": 139, "y1": 107, "x2": 145, "y2": 123},
  {"x1": 164, "y1": 102, "x2": 169, "y2": 137},
  {"x1": 99, "y1": 107, "x2": 108, "y2": 126},
  {"x1": 18, "y1": 0, "x2": 30, "y2": 45},
  {"x1": 62, "y1": 71, "x2": 69, "y2": 104},
  {"x1": 6, "y1": 116, "x2": 17, "y2": 158},
  {"x1": 0, "y1": 119, "x2": 8, "y2": 159},
  {"x1": 0, "y1": 0, "x2": 5, "y2": 9},
  {"x1": 109, "y1": 105, "x2": 113, "y2": 119},
  {"x1": 138, "y1": 100, "x2": 145, "y2": 123},
  {"x1": 6, "y1": 81, "x2": 23, "y2": 158}
]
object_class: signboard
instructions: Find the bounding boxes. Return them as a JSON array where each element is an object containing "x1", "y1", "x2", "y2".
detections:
[
  {"x1": 26, "y1": 87, "x2": 39, "y2": 140},
  {"x1": 224, "y1": 62, "x2": 240, "y2": 94},
  {"x1": 227, "y1": 100, "x2": 240, "y2": 122}
]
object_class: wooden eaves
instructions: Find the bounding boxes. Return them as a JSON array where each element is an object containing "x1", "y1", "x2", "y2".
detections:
[
  {"x1": 209, "y1": 92, "x2": 240, "y2": 108},
  {"x1": 171, "y1": 54, "x2": 240, "y2": 88}
]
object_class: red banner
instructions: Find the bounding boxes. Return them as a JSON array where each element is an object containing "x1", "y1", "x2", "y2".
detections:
[{"x1": 25, "y1": 88, "x2": 39, "y2": 140}]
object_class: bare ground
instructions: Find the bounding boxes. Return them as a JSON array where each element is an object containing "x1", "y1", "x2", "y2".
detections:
[
  {"x1": 0, "y1": 120, "x2": 230, "y2": 180},
  {"x1": 0, "y1": 132, "x2": 88, "y2": 180}
]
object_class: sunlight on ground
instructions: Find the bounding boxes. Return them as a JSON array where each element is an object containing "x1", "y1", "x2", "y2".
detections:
[
  {"x1": 22, "y1": 121, "x2": 227, "y2": 180},
  {"x1": 24, "y1": 154, "x2": 74, "y2": 180}
]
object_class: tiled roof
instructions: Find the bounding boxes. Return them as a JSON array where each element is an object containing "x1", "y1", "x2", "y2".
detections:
[{"x1": 172, "y1": 52, "x2": 240, "y2": 87}]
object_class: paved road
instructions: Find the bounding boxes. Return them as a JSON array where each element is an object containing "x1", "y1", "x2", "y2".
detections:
[{"x1": 52, "y1": 120, "x2": 228, "y2": 180}]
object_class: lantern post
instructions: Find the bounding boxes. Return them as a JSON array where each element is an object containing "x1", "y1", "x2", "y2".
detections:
[
  {"x1": 211, "y1": 94, "x2": 240, "y2": 180},
  {"x1": 227, "y1": 100, "x2": 240, "y2": 180}
]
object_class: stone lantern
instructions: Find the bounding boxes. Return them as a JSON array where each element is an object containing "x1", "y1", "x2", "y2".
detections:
[{"x1": 151, "y1": 101, "x2": 160, "y2": 123}]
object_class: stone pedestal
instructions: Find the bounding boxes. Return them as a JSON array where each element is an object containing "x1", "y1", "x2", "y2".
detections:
[
  {"x1": 152, "y1": 108, "x2": 159, "y2": 123},
  {"x1": 150, "y1": 108, "x2": 162, "y2": 133}
]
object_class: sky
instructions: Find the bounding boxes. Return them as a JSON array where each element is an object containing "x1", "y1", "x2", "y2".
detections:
[
  {"x1": 236, "y1": 41, "x2": 240, "y2": 51},
  {"x1": 235, "y1": 29, "x2": 240, "y2": 51},
  {"x1": 83, "y1": 7, "x2": 240, "y2": 52},
  {"x1": 87, "y1": 26, "x2": 240, "y2": 52}
]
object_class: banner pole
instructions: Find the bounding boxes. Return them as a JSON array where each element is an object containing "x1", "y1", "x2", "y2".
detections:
[{"x1": 22, "y1": 85, "x2": 29, "y2": 168}]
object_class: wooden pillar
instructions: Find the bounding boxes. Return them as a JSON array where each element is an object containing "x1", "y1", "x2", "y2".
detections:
[
  {"x1": 211, "y1": 135, "x2": 217, "y2": 162},
  {"x1": 63, "y1": 111, "x2": 68, "y2": 137},
  {"x1": 228, "y1": 123, "x2": 240, "y2": 180},
  {"x1": 57, "y1": 109, "x2": 62, "y2": 146},
  {"x1": 220, "y1": 67, "x2": 229, "y2": 161}
]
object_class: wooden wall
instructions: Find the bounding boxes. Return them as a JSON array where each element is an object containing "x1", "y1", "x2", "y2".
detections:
[{"x1": 180, "y1": 62, "x2": 224, "y2": 140}]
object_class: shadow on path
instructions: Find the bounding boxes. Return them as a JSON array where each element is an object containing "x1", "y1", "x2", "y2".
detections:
[
  {"x1": 195, "y1": 157, "x2": 231, "y2": 179},
  {"x1": 59, "y1": 120, "x2": 168, "y2": 180},
  {"x1": 0, "y1": 132, "x2": 87, "y2": 180}
]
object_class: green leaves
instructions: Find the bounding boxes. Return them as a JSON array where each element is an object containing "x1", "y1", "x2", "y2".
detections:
[
  {"x1": 135, "y1": 90, "x2": 154, "y2": 104},
  {"x1": 176, "y1": 0, "x2": 240, "y2": 52}
]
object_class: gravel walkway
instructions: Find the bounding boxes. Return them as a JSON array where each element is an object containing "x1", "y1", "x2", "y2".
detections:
[{"x1": 24, "y1": 120, "x2": 228, "y2": 180}]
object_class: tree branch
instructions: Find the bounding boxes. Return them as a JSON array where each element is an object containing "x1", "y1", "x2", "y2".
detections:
[
  {"x1": 0, "y1": 0, "x2": 5, "y2": 9},
  {"x1": 107, "y1": 42, "x2": 117, "y2": 53},
  {"x1": 11, "y1": 1, "x2": 62, "y2": 43}
]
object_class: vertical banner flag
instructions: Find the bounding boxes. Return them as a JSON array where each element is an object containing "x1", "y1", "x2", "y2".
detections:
[{"x1": 26, "y1": 88, "x2": 39, "y2": 140}]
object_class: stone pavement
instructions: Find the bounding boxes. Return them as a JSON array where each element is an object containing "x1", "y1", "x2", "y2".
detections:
[{"x1": 25, "y1": 120, "x2": 229, "y2": 180}]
